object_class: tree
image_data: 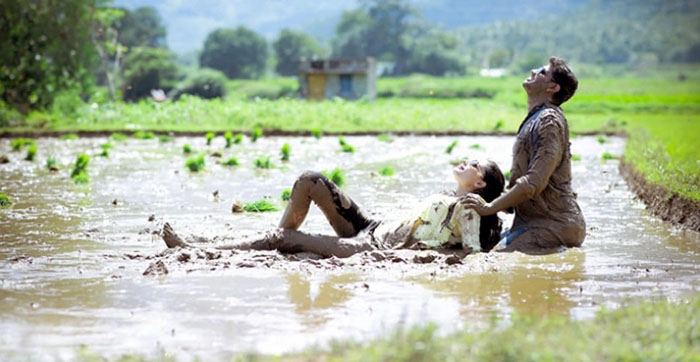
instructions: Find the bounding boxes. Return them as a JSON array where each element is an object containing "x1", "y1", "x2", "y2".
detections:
[
  {"x1": 0, "y1": 0, "x2": 99, "y2": 112},
  {"x1": 273, "y1": 29, "x2": 322, "y2": 76},
  {"x1": 117, "y1": 7, "x2": 167, "y2": 49},
  {"x1": 200, "y1": 27, "x2": 268, "y2": 79},
  {"x1": 402, "y1": 25, "x2": 465, "y2": 75},
  {"x1": 122, "y1": 47, "x2": 179, "y2": 101}
]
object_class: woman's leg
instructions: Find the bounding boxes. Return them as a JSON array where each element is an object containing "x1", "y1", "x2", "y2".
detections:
[{"x1": 279, "y1": 171, "x2": 374, "y2": 237}]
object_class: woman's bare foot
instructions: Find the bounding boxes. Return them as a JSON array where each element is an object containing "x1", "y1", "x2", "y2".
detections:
[{"x1": 162, "y1": 222, "x2": 190, "y2": 248}]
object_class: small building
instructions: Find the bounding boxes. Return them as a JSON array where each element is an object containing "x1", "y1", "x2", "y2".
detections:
[{"x1": 298, "y1": 58, "x2": 376, "y2": 101}]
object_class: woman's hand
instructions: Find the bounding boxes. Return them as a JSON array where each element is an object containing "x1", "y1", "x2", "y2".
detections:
[{"x1": 459, "y1": 194, "x2": 497, "y2": 216}]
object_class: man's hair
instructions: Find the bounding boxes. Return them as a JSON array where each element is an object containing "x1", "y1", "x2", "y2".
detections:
[{"x1": 549, "y1": 56, "x2": 578, "y2": 106}]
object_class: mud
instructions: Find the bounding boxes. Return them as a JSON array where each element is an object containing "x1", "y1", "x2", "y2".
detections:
[{"x1": 619, "y1": 160, "x2": 700, "y2": 232}]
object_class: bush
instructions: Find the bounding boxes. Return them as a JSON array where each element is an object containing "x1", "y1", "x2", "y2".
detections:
[
  {"x1": 200, "y1": 27, "x2": 268, "y2": 79},
  {"x1": 122, "y1": 47, "x2": 179, "y2": 101},
  {"x1": 170, "y1": 68, "x2": 227, "y2": 101}
]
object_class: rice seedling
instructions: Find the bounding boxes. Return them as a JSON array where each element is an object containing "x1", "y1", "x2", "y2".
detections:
[
  {"x1": 10, "y1": 138, "x2": 33, "y2": 151},
  {"x1": 280, "y1": 143, "x2": 291, "y2": 161},
  {"x1": 62, "y1": 133, "x2": 78, "y2": 140},
  {"x1": 224, "y1": 131, "x2": 233, "y2": 148},
  {"x1": 183, "y1": 144, "x2": 193, "y2": 154},
  {"x1": 572, "y1": 154, "x2": 582, "y2": 161},
  {"x1": 377, "y1": 133, "x2": 394, "y2": 142},
  {"x1": 469, "y1": 144, "x2": 481, "y2": 149},
  {"x1": 311, "y1": 128, "x2": 322, "y2": 139},
  {"x1": 445, "y1": 140, "x2": 458, "y2": 154},
  {"x1": 379, "y1": 166, "x2": 395, "y2": 176},
  {"x1": 601, "y1": 152, "x2": 617, "y2": 161},
  {"x1": 281, "y1": 189, "x2": 291, "y2": 201},
  {"x1": 597, "y1": 135, "x2": 607, "y2": 144},
  {"x1": 133, "y1": 131, "x2": 154, "y2": 139},
  {"x1": 250, "y1": 127, "x2": 263, "y2": 142},
  {"x1": 234, "y1": 133, "x2": 243, "y2": 144},
  {"x1": 242, "y1": 199, "x2": 279, "y2": 212},
  {"x1": 25, "y1": 144, "x2": 36, "y2": 161},
  {"x1": 185, "y1": 154, "x2": 205, "y2": 172},
  {"x1": 339, "y1": 137, "x2": 355, "y2": 153},
  {"x1": 254, "y1": 156, "x2": 273, "y2": 169},
  {"x1": 493, "y1": 120, "x2": 504, "y2": 131},
  {"x1": 322, "y1": 168, "x2": 346, "y2": 187},
  {"x1": 0, "y1": 192, "x2": 11, "y2": 207},
  {"x1": 223, "y1": 157, "x2": 239, "y2": 166},
  {"x1": 206, "y1": 132, "x2": 215, "y2": 145},
  {"x1": 110, "y1": 132, "x2": 127, "y2": 141},
  {"x1": 46, "y1": 157, "x2": 58, "y2": 171},
  {"x1": 71, "y1": 153, "x2": 90, "y2": 183},
  {"x1": 159, "y1": 135, "x2": 172, "y2": 143}
]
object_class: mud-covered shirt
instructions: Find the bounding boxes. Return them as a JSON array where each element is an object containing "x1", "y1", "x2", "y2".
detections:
[
  {"x1": 508, "y1": 103, "x2": 586, "y2": 247},
  {"x1": 372, "y1": 194, "x2": 482, "y2": 252}
]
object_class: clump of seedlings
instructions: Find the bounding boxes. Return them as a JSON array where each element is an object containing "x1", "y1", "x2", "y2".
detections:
[
  {"x1": 234, "y1": 133, "x2": 243, "y2": 144},
  {"x1": 338, "y1": 137, "x2": 355, "y2": 153},
  {"x1": 254, "y1": 156, "x2": 273, "y2": 169},
  {"x1": 110, "y1": 133, "x2": 127, "y2": 141},
  {"x1": 159, "y1": 135, "x2": 172, "y2": 143},
  {"x1": 311, "y1": 128, "x2": 322, "y2": 139},
  {"x1": 25, "y1": 144, "x2": 37, "y2": 161},
  {"x1": 71, "y1": 154, "x2": 90, "y2": 184},
  {"x1": 280, "y1": 143, "x2": 291, "y2": 161},
  {"x1": 281, "y1": 189, "x2": 291, "y2": 201},
  {"x1": 493, "y1": 120, "x2": 504, "y2": 131},
  {"x1": 377, "y1": 133, "x2": 393, "y2": 143},
  {"x1": 62, "y1": 133, "x2": 78, "y2": 140},
  {"x1": 133, "y1": 131, "x2": 155, "y2": 139},
  {"x1": 46, "y1": 157, "x2": 59, "y2": 171},
  {"x1": 185, "y1": 154, "x2": 205, "y2": 172},
  {"x1": 242, "y1": 199, "x2": 279, "y2": 212},
  {"x1": 322, "y1": 168, "x2": 346, "y2": 187},
  {"x1": 379, "y1": 166, "x2": 395, "y2": 176},
  {"x1": 0, "y1": 192, "x2": 11, "y2": 207},
  {"x1": 469, "y1": 144, "x2": 481, "y2": 149},
  {"x1": 597, "y1": 135, "x2": 607, "y2": 144},
  {"x1": 11, "y1": 138, "x2": 33, "y2": 152},
  {"x1": 224, "y1": 131, "x2": 233, "y2": 148},
  {"x1": 206, "y1": 132, "x2": 215, "y2": 145},
  {"x1": 445, "y1": 140, "x2": 458, "y2": 154},
  {"x1": 222, "y1": 157, "x2": 239, "y2": 166},
  {"x1": 250, "y1": 127, "x2": 263, "y2": 142},
  {"x1": 183, "y1": 144, "x2": 193, "y2": 154},
  {"x1": 601, "y1": 152, "x2": 617, "y2": 161},
  {"x1": 572, "y1": 154, "x2": 582, "y2": 161},
  {"x1": 99, "y1": 142, "x2": 112, "y2": 157}
]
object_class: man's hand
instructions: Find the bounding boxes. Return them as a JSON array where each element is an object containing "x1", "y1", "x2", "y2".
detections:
[{"x1": 459, "y1": 194, "x2": 497, "y2": 216}]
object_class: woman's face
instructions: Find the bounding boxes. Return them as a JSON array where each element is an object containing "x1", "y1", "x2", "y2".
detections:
[{"x1": 453, "y1": 159, "x2": 486, "y2": 190}]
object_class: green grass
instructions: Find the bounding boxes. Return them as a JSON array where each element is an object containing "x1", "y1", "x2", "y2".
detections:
[
  {"x1": 24, "y1": 144, "x2": 36, "y2": 161},
  {"x1": 132, "y1": 131, "x2": 154, "y2": 140},
  {"x1": 110, "y1": 132, "x2": 127, "y2": 141},
  {"x1": 280, "y1": 143, "x2": 290, "y2": 161},
  {"x1": 242, "y1": 199, "x2": 279, "y2": 212},
  {"x1": 602, "y1": 152, "x2": 617, "y2": 161},
  {"x1": 205, "y1": 132, "x2": 215, "y2": 145},
  {"x1": 99, "y1": 142, "x2": 111, "y2": 157},
  {"x1": 0, "y1": 192, "x2": 11, "y2": 207},
  {"x1": 377, "y1": 133, "x2": 394, "y2": 142},
  {"x1": 71, "y1": 153, "x2": 90, "y2": 184},
  {"x1": 254, "y1": 156, "x2": 273, "y2": 169},
  {"x1": 338, "y1": 137, "x2": 355, "y2": 153},
  {"x1": 322, "y1": 168, "x2": 346, "y2": 187},
  {"x1": 222, "y1": 157, "x2": 239, "y2": 166},
  {"x1": 182, "y1": 144, "x2": 193, "y2": 154},
  {"x1": 445, "y1": 140, "x2": 458, "y2": 154},
  {"x1": 311, "y1": 128, "x2": 322, "y2": 139},
  {"x1": 158, "y1": 135, "x2": 172, "y2": 143},
  {"x1": 224, "y1": 131, "x2": 233, "y2": 148},
  {"x1": 185, "y1": 154, "x2": 205, "y2": 172},
  {"x1": 11, "y1": 137, "x2": 33, "y2": 151},
  {"x1": 61, "y1": 133, "x2": 78, "y2": 140},
  {"x1": 250, "y1": 127, "x2": 263, "y2": 142}
]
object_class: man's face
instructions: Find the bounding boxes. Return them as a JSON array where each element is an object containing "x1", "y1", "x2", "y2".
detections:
[{"x1": 522, "y1": 65, "x2": 555, "y2": 95}]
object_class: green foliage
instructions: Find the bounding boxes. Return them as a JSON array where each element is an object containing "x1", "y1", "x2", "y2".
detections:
[
  {"x1": 122, "y1": 47, "x2": 179, "y2": 101},
  {"x1": 0, "y1": 0, "x2": 97, "y2": 112},
  {"x1": 469, "y1": 143, "x2": 481, "y2": 149},
  {"x1": 171, "y1": 68, "x2": 227, "y2": 100},
  {"x1": 493, "y1": 120, "x2": 504, "y2": 131},
  {"x1": 377, "y1": 133, "x2": 393, "y2": 142},
  {"x1": 234, "y1": 133, "x2": 243, "y2": 144},
  {"x1": 200, "y1": 27, "x2": 268, "y2": 79},
  {"x1": 206, "y1": 132, "x2": 215, "y2": 145},
  {"x1": 46, "y1": 157, "x2": 58, "y2": 171},
  {"x1": 602, "y1": 152, "x2": 617, "y2": 161},
  {"x1": 311, "y1": 128, "x2": 323, "y2": 139},
  {"x1": 322, "y1": 168, "x2": 346, "y2": 187},
  {"x1": 273, "y1": 29, "x2": 323, "y2": 76},
  {"x1": 254, "y1": 156, "x2": 273, "y2": 169},
  {"x1": 280, "y1": 143, "x2": 291, "y2": 161},
  {"x1": 504, "y1": 170, "x2": 511, "y2": 180},
  {"x1": 224, "y1": 131, "x2": 233, "y2": 148},
  {"x1": 0, "y1": 192, "x2": 11, "y2": 207},
  {"x1": 445, "y1": 140, "x2": 458, "y2": 154},
  {"x1": 110, "y1": 133, "x2": 127, "y2": 141},
  {"x1": 379, "y1": 166, "x2": 395, "y2": 176},
  {"x1": 116, "y1": 7, "x2": 166, "y2": 48},
  {"x1": 222, "y1": 157, "x2": 239, "y2": 166},
  {"x1": 71, "y1": 154, "x2": 90, "y2": 183},
  {"x1": 280, "y1": 189, "x2": 291, "y2": 201},
  {"x1": 24, "y1": 144, "x2": 36, "y2": 161},
  {"x1": 572, "y1": 154, "x2": 582, "y2": 161},
  {"x1": 338, "y1": 137, "x2": 355, "y2": 153},
  {"x1": 242, "y1": 199, "x2": 279, "y2": 212},
  {"x1": 62, "y1": 133, "x2": 78, "y2": 140},
  {"x1": 133, "y1": 131, "x2": 154, "y2": 139},
  {"x1": 597, "y1": 135, "x2": 607, "y2": 144},
  {"x1": 182, "y1": 144, "x2": 193, "y2": 154},
  {"x1": 158, "y1": 135, "x2": 171, "y2": 143},
  {"x1": 10, "y1": 138, "x2": 33, "y2": 151},
  {"x1": 185, "y1": 154, "x2": 205, "y2": 172},
  {"x1": 250, "y1": 127, "x2": 263, "y2": 142}
]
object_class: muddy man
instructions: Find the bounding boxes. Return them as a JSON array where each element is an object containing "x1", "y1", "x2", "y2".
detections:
[{"x1": 461, "y1": 56, "x2": 586, "y2": 254}]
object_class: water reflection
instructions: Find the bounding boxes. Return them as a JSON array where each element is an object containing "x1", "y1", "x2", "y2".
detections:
[{"x1": 286, "y1": 273, "x2": 358, "y2": 326}]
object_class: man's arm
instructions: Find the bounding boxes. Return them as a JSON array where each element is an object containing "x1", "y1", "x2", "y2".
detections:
[{"x1": 462, "y1": 113, "x2": 564, "y2": 215}]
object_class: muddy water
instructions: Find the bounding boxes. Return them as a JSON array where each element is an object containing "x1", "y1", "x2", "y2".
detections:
[{"x1": 0, "y1": 135, "x2": 698, "y2": 360}]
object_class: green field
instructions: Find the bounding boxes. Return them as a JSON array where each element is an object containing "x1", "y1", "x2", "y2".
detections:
[{"x1": 2, "y1": 66, "x2": 699, "y2": 200}]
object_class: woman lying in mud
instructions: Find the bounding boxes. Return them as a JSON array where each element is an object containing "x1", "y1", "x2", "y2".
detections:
[{"x1": 162, "y1": 159, "x2": 505, "y2": 258}]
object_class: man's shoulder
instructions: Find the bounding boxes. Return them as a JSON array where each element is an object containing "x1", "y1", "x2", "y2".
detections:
[{"x1": 534, "y1": 108, "x2": 566, "y2": 130}]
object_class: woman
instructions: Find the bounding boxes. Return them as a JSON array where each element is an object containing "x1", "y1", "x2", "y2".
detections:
[{"x1": 162, "y1": 159, "x2": 505, "y2": 258}]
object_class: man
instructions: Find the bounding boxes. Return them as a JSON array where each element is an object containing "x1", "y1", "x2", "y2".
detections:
[{"x1": 462, "y1": 56, "x2": 585, "y2": 254}]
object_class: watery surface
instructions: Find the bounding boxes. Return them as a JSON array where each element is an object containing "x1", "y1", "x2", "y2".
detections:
[{"x1": 0, "y1": 135, "x2": 698, "y2": 360}]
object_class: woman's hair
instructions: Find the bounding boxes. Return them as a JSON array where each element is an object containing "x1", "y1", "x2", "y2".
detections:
[{"x1": 471, "y1": 160, "x2": 505, "y2": 252}]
